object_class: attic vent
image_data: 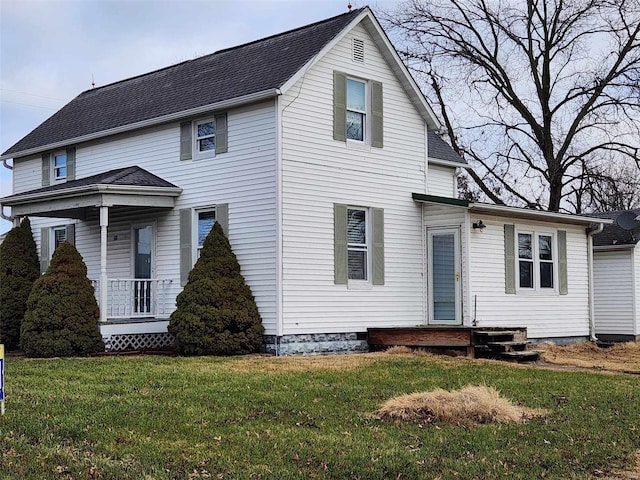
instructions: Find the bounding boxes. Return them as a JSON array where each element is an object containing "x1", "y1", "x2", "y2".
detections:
[{"x1": 352, "y1": 38, "x2": 365, "y2": 63}]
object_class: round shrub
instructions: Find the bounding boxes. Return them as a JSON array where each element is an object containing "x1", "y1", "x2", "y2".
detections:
[
  {"x1": 21, "y1": 241, "x2": 104, "y2": 357},
  {"x1": 0, "y1": 217, "x2": 40, "y2": 350},
  {"x1": 168, "y1": 222, "x2": 264, "y2": 355}
]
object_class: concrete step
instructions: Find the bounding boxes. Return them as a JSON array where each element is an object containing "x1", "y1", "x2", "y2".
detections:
[
  {"x1": 486, "y1": 341, "x2": 530, "y2": 352},
  {"x1": 499, "y1": 350, "x2": 541, "y2": 362}
]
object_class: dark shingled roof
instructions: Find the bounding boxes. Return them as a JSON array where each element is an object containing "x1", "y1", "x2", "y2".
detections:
[
  {"x1": 427, "y1": 131, "x2": 467, "y2": 165},
  {"x1": 1, "y1": 166, "x2": 178, "y2": 200},
  {"x1": 3, "y1": 8, "x2": 364, "y2": 157},
  {"x1": 588, "y1": 209, "x2": 640, "y2": 247}
]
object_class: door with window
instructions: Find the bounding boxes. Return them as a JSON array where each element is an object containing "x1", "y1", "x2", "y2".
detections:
[
  {"x1": 428, "y1": 228, "x2": 461, "y2": 325},
  {"x1": 133, "y1": 225, "x2": 154, "y2": 315}
]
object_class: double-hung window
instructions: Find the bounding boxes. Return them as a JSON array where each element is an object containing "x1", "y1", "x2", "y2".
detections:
[
  {"x1": 346, "y1": 78, "x2": 366, "y2": 142},
  {"x1": 53, "y1": 226, "x2": 67, "y2": 249},
  {"x1": 347, "y1": 208, "x2": 368, "y2": 280},
  {"x1": 195, "y1": 118, "x2": 216, "y2": 156},
  {"x1": 196, "y1": 209, "x2": 216, "y2": 259},
  {"x1": 517, "y1": 231, "x2": 554, "y2": 290},
  {"x1": 53, "y1": 152, "x2": 67, "y2": 180}
]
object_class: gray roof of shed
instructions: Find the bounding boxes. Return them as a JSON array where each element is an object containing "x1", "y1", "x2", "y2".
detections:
[
  {"x1": 3, "y1": 8, "x2": 364, "y2": 157},
  {"x1": 589, "y1": 209, "x2": 640, "y2": 247},
  {"x1": 427, "y1": 131, "x2": 467, "y2": 165}
]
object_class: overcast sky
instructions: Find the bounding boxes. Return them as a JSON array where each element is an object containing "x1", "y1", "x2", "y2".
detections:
[{"x1": 0, "y1": 0, "x2": 398, "y2": 234}]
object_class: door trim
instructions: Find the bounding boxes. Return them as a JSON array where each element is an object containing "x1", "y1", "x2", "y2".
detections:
[
  {"x1": 131, "y1": 222, "x2": 156, "y2": 279},
  {"x1": 427, "y1": 227, "x2": 462, "y2": 325}
]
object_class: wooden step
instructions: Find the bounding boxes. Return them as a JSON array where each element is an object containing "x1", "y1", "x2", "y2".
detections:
[
  {"x1": 486, "y1": 341, "x2": 530, "y2": 352},
  {"x1": 474, "y1": 330, "x2": 518, "y2": 337},
  {"x1": 499, "y1": 350, "x2": 541, "y2": 362}
]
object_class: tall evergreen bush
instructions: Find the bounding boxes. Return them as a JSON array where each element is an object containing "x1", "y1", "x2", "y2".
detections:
[
  {"x1": 0, "y1": 218, "x2": 40, "y2": 350},
  {"x1": 21, "y1": 242, "x2": 104, "y2": 357},
  {"x1": 168, "y1": 222, "x2": 264, "y2": 355}
]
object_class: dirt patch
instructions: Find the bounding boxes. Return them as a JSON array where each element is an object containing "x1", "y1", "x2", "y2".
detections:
[
  {"x1": 540, "y1": 342, "x2": 640, "y2": 374},
  {"x1": 598, "y1": 450, "x2": 640, "y2": 480},
  {"x1": 377, "y1": 385, "x2": 546, "y2": 426}
]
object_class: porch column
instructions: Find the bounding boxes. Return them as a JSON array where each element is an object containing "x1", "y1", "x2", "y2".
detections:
[{"x1": 100, "y1": 206, "x2": 109, "y2": 323}]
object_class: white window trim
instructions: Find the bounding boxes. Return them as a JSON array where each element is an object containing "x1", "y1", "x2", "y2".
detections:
[
  {"x1": 193, "y1": 206, "x2": 217, "y2": 263},
  {"x1": 346, "y1": 77, "x2": 369, "y2": 145},
  {"x1": 516, "y1": 228, "x2": 558, "y2": 293},
  {"x1": 53, "y1": 151, "x2": 67, "y2": 182},
  {"x1": 51, "y1": 226, "x2": 67, "y2": 255},
  {"x1": 193, "y1": 117, "x2": 216, "y2": 160},
  {"x1": 347, "y1": 206, "x2": 371, "y2": 287}
]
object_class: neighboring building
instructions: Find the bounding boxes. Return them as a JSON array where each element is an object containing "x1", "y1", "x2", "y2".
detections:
[
  {"x1": 0, "y1": 8, "x2": 611, "y2": 354},
  {"x1": 591, "y1": 209, "x2": 640, "y2": 341}
]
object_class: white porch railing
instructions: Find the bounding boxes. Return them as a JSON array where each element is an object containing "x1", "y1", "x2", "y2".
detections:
[{"x1": 91, "y1": 279, "x2": 173, "y2": 320}]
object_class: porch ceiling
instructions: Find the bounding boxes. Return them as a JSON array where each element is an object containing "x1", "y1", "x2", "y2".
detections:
[{"x1": 1, "y1": 166, "x2": 182, "y2": 218}]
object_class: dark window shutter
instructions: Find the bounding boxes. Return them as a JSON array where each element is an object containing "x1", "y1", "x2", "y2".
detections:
[
  {"x1": 372, "y1": 207, "x2": 384, "y2": 285},
  {"x1": 504, "y1": 224, "x2": 516, "y2": 294},
  {"x1": 180, "y1": 121, "x2": 192, "y2": 161},
  {"x1": 333, "y1": 71, "x2": 347, "y2": 142},
  {"x1": 41, "y1": 153, "x2": 51, "y2": 186},
  {"x1": 179, "y1": 209, "x2": 192, "y2": 286},
  {"x1": 65, "y1": 224, "x2": 75, "y2": 246},
  {"x1": 216, "y1": 203, "x2": 229, "y2": 236},
  {"x1": 40, "y1": 227, "x2": 50, "y2": 273},
  {"x1": 215, "y1": 113, "x2": 228, "y2": 154},
  {"x1": 334, "y1": 204, "x2": 348, "y2": 284},
  {"x1": 558, "y1": 230, "x2": 568, "y2": 295},
  {"x1": 66, "y1": 147, "x2": 76, "y2": 181},
  {"x1": 371, "y1": 81, "x2": 383, "y2": 148}
]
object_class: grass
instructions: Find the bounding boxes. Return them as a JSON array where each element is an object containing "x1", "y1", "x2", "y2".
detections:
[{"x1": 0, "y1": 352, "x2": 638, "y2": 479}]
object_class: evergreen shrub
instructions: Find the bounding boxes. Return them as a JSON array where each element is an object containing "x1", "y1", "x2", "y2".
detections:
[
  {"x1": 0, "y1": 218, "x2": 40, "y2": 350},
  {"x1": 168, "y1": 222, "x2": 264, "y2": 355},
  {"x1": 21, "y1": 242, "x2": 104, "y2": 357}
]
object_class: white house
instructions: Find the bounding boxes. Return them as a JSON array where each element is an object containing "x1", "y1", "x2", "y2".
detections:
[
  {"x1": 591, "y1": 209, "x2": 640, "y2": 342},
  {"x1": 0, "y1": 8, "x2": 611, "y2": 354}
]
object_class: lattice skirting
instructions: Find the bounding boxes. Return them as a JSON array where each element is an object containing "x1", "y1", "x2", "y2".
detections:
[{"x1": 103, "y1": 332, "x2": 174, "y2": 352}]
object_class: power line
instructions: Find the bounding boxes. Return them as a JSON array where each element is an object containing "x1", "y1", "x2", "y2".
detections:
[
  {"x1": 0, "y1": 89, "x2": 65, "y2": 102},
  {"x1": 0, "y1": 99, "x2": 57, "y2": 109}
]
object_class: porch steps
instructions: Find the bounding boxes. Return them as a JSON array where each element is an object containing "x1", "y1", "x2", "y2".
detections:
[{"x1": 473, "y1": 330, "x2": 541, "y2": 362}]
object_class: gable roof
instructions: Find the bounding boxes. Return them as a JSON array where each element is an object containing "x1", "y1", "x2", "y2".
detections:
[
  {"x1": 427, "y1": 131, "x2": 467, "y2": 166},
  {"x1": 589, "y1": 209, "x2": 640, "y2": 247},
  {"x1": 2, "y1": 8, "x2": 365, "y2": 159}
]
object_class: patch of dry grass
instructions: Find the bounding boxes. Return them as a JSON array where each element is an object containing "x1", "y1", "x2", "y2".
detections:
[
  {"x1": 377, "y1": 385, "x2": 546, "y2": 426},
  {"x1": 540, "y1": 341, "x2": 640, "y2": 373}
]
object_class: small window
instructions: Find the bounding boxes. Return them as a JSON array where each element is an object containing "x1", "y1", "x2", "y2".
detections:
[
  {"x1": 53, "y1": 226, "x2": 67, "y2": 250},
  {"x1": 196, "y1": 209, "x2": 216, "y2": 259},
  {"x1": 346, "y1": 78, "x2": 366, "y2": 142},
  {"x1": 53, "y1": 152, "x2": 67, "y2": 180},
  {"x1": 195, "y1": 118, "x2": 216, "y2": 156},
  {"x1": 347, "y1": 208, "x2": 368, "y2": 280}
]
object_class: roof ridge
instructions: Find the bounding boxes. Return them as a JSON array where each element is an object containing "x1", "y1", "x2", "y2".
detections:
[{"x1": 76, "y1": 7, "x2": 366, "y2": 98}]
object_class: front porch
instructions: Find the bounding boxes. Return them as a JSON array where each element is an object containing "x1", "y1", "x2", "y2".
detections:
[{"x1": 91, "y1": 278, "x2": 174, "y2": 321}]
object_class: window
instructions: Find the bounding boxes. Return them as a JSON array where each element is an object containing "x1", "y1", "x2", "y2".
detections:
[
  {"x1": 195, "y1": 118, "x2": 216, "y2": 156},
  {"x1": 53, "y1": 152, "x2": 67, "y2": 180},
  {"x1": 53, "y1": 226, "x2": 67, "y2": 250},
  {"x1": 196, "y1": 209, "x2": 216, "y2": 259},
  {"x1": 347, "y1": 208, "x2": 368, "y2": 280},
  {"x1": 517, "y1": 231, "x2": 554, "y2": 289},
  {"x1": 346, "y1": 78, "x2": 366, "y2": 142}
]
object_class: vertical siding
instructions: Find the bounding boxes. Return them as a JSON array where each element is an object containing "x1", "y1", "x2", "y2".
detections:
[
  {"x1": 13, "y1": 101, "x2": 278, "y2": 334},
  {"x1": 468, "y1": 215, "x2": 589, "y2": 339},
  {"x1": 279, "y1": 23, "x2": 428, "y2": 334},
  {"x1": 427, "y1": 165, "x2": 456, "y2": 197},
  {"x1": 593, "y1": 249, "x2": 634, "y2": 335}
]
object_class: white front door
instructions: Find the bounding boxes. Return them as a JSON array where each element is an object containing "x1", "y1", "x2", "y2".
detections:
[{"x1": 428, "y1": 227, "x2": 461, "y2": 325}]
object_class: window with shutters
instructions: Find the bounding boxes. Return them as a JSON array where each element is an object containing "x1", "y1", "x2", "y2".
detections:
[
  {"x1": 347, "y1": 207, "x2": 369, "y2": 281},
  {"x1": 195, "y1": 208, "x2": 216, "y2": 260},
  {"x1": 52, "y1": 226, "x2": 67, "y2": 250},
  {"x1": 194, "y1": 118, "x2": 216, "y2": 158},
  {"x1": 517, "y1": 230, "x2": 556, "y2": 290},
  {"x1": 334, "y1": 72, "x2": 383, "y2": 148}
]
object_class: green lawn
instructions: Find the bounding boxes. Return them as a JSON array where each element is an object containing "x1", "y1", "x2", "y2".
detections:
[{"x1": 0, "y1": 353, "x2": 638, "y2": 479}]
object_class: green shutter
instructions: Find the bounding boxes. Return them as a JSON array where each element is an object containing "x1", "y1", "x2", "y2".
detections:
[
  {"x1": 66, "y1": 147, "x2": 76, "y2": 180},
  {"x1": 217, "y1": 203, "x2": 229, "y2": 236},
  {"x1": 215, "y1": 113, "x2": 228, "y2": 154},
  {"x1": 65, "y1": 224, "x2": 75, "y2": 246},
  {"x1": 558, "y1": 230, "x2": 568, "y2": 295},
  {"x1": 179, "y1": 209, "x2": 192, "y2": 286},
  {"x1": 372, "y1": 207, "x2": 384, "y2": 285},
  {"x1": 180, "y1": 121, "x2": 192, "y2": 161},
  {"x1": 41, "y1": 153, "x2": 50, "y2": 186},
  {"x1": 371, "y1": 80, "x2": 383, "y2": 148},
  {"x1": 504, "y1": 224, "x2": 516, "y2": 294},
  {"x1": 334, "y1": 204, "x2": 348, "y2": 284},
  {"x1": 333, "y1": 71, "x2": 347, "y2": 142},
  {"x1": 40, "y1": 227, "x2": 50, "y2": 274}
]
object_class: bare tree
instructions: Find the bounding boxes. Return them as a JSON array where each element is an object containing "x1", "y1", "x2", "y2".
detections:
[{"x1": 383, "y1": 0, "x2": 640, "y2": 212}]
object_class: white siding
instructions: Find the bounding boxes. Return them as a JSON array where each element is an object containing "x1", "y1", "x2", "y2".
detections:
[
  {"x1": 15, "y1": 101, "x2": 278, "y2": 334},
  {"x1": 635, "y1": 248, "x2": 640, "y2": 336},
  {"x1": 593, "y1": 249, "x2": 634, "y2": 336},
  {"x1": 280, "y1": 23, "x2": 428, "y2": 335},
  {"x1": 427, "y1": 165, "x2": 456, "y2": 197},
  {"x1": 468, "y1": 215, "x2": 590, "y2": 339}
]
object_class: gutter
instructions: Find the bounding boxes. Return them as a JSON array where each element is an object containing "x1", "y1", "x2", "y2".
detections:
[
  {"x1": 2, "y1": 158, "x2": 12, "y2": 170},
  {"x1": 586, "y1": 222, "x2": 605, "y2": 342}
]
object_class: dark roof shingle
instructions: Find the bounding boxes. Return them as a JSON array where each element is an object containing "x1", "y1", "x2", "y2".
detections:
[
  {"x1": 3, "y1": 9, "x2": 364, "y2": 157},
  {"x1": 589, "y1": 208, "x2": 640, "y2": 247},
  {"x1": 427, "y1": 131, "x2": 467, "y2": 165}
]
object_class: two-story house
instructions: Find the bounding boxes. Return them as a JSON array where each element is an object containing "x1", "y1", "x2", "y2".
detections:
[{"x1": 1, "y1": 8, "x2": 610, "y2": 354}]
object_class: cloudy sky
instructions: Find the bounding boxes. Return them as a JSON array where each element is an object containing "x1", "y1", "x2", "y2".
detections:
[{"x1": 0, "y1": 0, "x2": 398, "y2": 234}]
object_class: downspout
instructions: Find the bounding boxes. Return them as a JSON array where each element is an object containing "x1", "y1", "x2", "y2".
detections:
[
  {"x1": 2, "y1": 159, "x2": 13, "y2": 222},
  {"x1": 586, "y1": 222, "x2": 604, "y2": 342},
  {"x1": 2, "y1": 158, "x2": 12, "y2": 170}
]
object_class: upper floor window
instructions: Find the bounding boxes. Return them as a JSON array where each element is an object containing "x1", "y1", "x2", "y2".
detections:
[
  {"x1": 42, "y1": 148, "x2": 75, "y2": 186},
  {"x1": 518, "y1": 231, "x2": 554, "y2": 289},
  {"x1": 180, "y1": 113, "x2": 228, "y2": 161},
  {"x1": 53, "y1": 152, "x2": 67, "y2": 180},
  {"x1": 346, "y1": 78, "x2": 366, "y2": 142},
  {"x1": 195, "y1": 118, "x2": 216, "y2": 155}
]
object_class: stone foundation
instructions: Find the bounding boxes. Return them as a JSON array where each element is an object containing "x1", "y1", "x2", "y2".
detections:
[{"x1": 263, "y1": 332, "x2": 369, "y2": 356}]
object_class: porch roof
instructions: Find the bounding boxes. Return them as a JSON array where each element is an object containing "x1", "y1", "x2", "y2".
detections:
[
  {"x1": 412, "y1": 193, "x2": 614, "y2": 226},
  {"x1": 1, "y1": 166, "x2": 182, "y2": 218}
]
